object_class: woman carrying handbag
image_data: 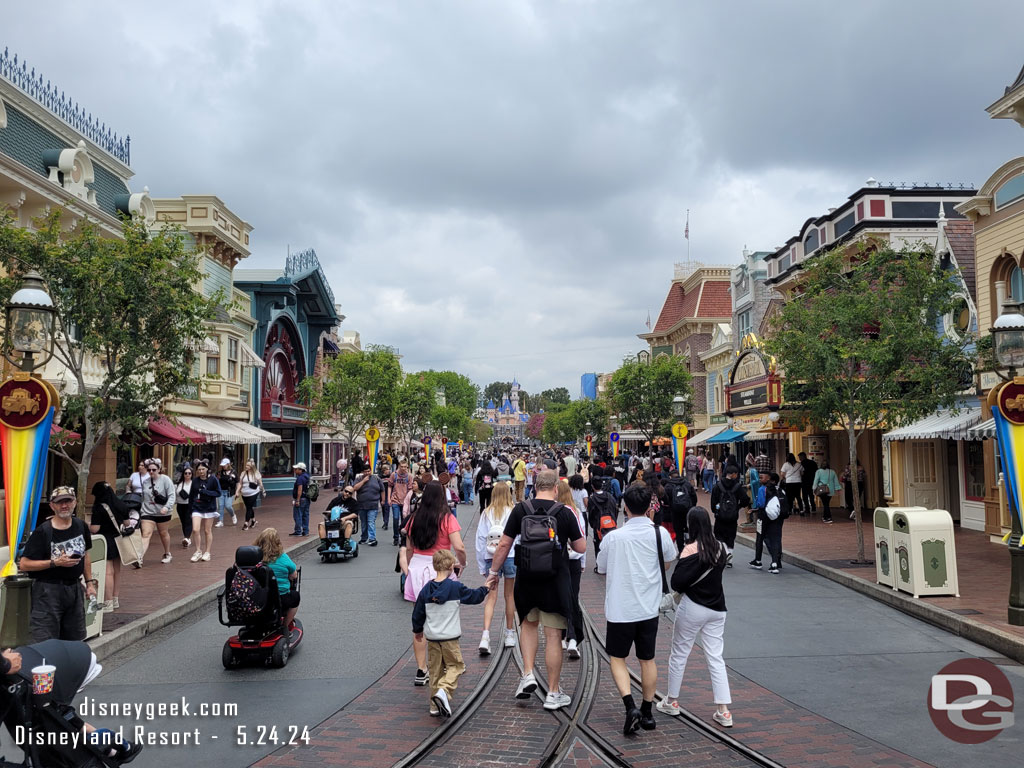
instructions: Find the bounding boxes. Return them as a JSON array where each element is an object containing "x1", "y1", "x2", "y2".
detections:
[
  {"x1": 235, "y1": 458, "x2": 267, "y2": 531},
  {"x1": 812, "y1": 461, "x2": 841, "y2": 524},
  {"x1": 89, "y1": 482, "x2": 142, "y2": 609}
]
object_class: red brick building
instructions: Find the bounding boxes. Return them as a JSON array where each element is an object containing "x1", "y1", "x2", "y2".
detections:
[{"x1": 638, "y1": 263, "x2": 733, "y2": 430}]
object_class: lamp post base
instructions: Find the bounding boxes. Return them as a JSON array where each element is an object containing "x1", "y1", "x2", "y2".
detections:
[{"x1": 1009, "y1": 540, "x2": 1024, "y2": 627}]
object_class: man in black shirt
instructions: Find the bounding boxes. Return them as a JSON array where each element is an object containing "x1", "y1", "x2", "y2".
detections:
[
  {"x1": 798, "y1": 452, "x2": 819, "y2": 518},
  {"x1": 19, "y1": 487, "x2": 96, "y2": 642},
  {"x1": 486, "y1": 470, "x2": 586, "y2": 711}
]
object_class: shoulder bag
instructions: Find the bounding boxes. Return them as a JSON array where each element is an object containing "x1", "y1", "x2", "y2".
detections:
[
  {"x1": 654, "y1": 523, "x2": 675, "y2": 615},
  {"x1": 102, "y1": 504, "x2": 144, "y2": 567}
]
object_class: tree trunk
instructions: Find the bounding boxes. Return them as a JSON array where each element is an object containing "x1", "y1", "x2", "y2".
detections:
[{"x1": 848, "y1": 419, "x2": 867, "y2": 562}]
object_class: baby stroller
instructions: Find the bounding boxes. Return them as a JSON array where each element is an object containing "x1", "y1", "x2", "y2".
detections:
[
  {"x1": 0, "y1": 640, "x2": 141, "y2": 767},
  {"x1": 217, "y1": 546, "x2": 303, "y2": 669},
  {"x1": 317, "y1": 507, "x2": 359, "y2": 563}
]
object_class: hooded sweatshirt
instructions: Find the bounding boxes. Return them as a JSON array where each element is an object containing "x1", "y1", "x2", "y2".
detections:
[{"x1": 411, "y1": 577, "x2": 489, "y2": 641}]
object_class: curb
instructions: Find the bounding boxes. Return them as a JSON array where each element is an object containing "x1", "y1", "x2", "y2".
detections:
[
  {"x1": 735, "y1": 530, "x2": 1024, "y2": 664},
  {"x1": 88, "y1": 537, "x2": 322, "y2": 662}
]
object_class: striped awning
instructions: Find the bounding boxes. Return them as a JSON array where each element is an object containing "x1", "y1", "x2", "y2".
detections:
[
  {"x1": 882, "y1": 406, "x2": 982, "y2": 442},
  {"x1": 172, "y1": 415, "x2": 281, "y2": 445},
  {"x1": 240, "y1": 340, "x2": 265, "y2": 369},
  {"x1": 689, "y1": 424, "x2": 727, "y2": 447},
  {"x1": 966, "y1": 418, "x2": 996, "y2": 440}
]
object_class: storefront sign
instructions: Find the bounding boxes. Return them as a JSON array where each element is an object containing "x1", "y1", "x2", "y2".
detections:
[
  {"x1": 730, "y1": 384, "x2": 768, "y2": 411},
  {"x1": 805, "y1": 435, "x2": 827, "y2": 465}
]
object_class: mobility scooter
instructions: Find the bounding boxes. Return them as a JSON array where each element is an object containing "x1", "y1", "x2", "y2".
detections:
[
  {"x1": 217, "y1": 545, "x2": 303, "y2": 669},
  {"x1": 317, "y1": 506, "x2": 359, "y2": 562}
]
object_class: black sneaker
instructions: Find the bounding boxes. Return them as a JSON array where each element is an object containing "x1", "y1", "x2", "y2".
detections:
[
  {"x1": 414, "y1": 668, "x2": 429, "y2": 686},
  {"x1": 640, "y1": 710, "x2": 656, "y2": 730},
  {"x1": 748, "y1": 560, "x2": 762, "y2": 570},
  {"x1": 623, "y1": 707, "x2": 641, "y2": 735},
  {"x1": 769, "y1": 563, "x2": 780, "y2": 574},
  {"x1": 369, "y1": 540, "x2": 378, "y2": 547},
  {"x1": 117, "y1": 741, "x2": 144, "y2": 764}
]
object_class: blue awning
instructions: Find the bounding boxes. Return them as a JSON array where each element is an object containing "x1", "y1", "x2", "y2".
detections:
[{"x1": 706, "y1": 428, "x2": 749, "y2": 444}]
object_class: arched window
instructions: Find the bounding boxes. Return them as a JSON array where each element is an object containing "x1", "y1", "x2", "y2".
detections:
[{"x1": 1011, "y1": 266, "x2": 1024, "y2": 301}]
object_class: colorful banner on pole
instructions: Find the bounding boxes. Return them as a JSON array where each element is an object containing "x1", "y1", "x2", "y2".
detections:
[
  {"x1": 423, "y1": 436, "x2": 431, "y2": 466},
  {"x1": 365, "y1": 426, "x2": 381, "y2": 473},
  {"x1": 609, "y1": 431, "x2": 620, "y2": 459},
  {"x1": 990, "y1": 382, "x2": 1024, "y2": 545},
  {"x1": 442, "y1": 438, "x2": 448, "y2": 460},
  {"x1": 586, "y1": 434, "x2": 592, "y2": 457},
  {"x1": 671, "y1": 422, "x2": 688, "y2": 477},
  {"x1": 1, "y1": 374, "x2": 58, "y2": 577}
]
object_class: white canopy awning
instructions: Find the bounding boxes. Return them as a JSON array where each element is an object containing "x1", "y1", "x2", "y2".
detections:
[
  {"x1": 966, "y1": 418, "x2": 996, "y2": 440},
  {"x1": 240, "y1": 340, "x2": 265, "y2": 369},
  {"x1": 173, "y1": 415, "x2": 281, "y2": 445},
  {"x1": 186, "y1": 337, "x2": 219, "y2": 354},
  {"x1": 882, "y1": 406, "x2": 982, "y2": 442},
  {"x1": 688, "y1": 423, "x2": 727, "y2": 447}
]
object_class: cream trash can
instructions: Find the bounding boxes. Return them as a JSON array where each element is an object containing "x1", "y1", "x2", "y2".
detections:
[
  {"x1": 874, "y1": 507, "x2": 925, "y2": 589},
  {"x1": 891, "y1": 509, "x2": 960, "y2": 598}
]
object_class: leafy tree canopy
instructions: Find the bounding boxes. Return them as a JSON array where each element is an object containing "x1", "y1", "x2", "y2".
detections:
[{"x1": 606, "y1": 355, "x2": 692, "y2": 443}]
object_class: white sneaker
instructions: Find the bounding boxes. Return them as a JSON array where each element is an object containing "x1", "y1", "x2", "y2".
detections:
[
  {"x1": 503, "y1": 629, "x2": 516, "y2": 647},
  {"x1": 515, "y1": 672, "x2": 537, "y2": 699},
  {"x1": 561, "y1": 639, "x2": 568, "y2": 650},
  {"x1": 478, "y1": 633, "x2": 491, "y2": 656},
  {"x1": 182, "y1": 537, "x2": 190, "y2": 548},
  {"x1": 111, "y1": 597, "x2": 119, "y2": 610},
  {"x1": 657, "y1": 698, "x2": 681, "y2": 716},
  {"x1": 432, "y1": 689, "x2": 451, "y2": 717},
  {"x1": 201, "y1": 552, "x2": 211, "y2": 562},
  {"x1": 231, "y1": 514, "x2": 238, "y2": 525},
  {"x1": 713, "y1": 709, "x2": 733, "y2": 727},
  {"x1": 161, "y1": 553, "x2": 172, "y2": 564},
  {"x1": 567, "y1": 639, "x2": 580, "y2": 660},
  {"x1": 543, "y1": 690, "x2": 571, "y2": 711},
  {"x1": 190, "y1": 551, "x2": 203, "y2": 562},
  {"x1": 215, "y1": 521, "x2": 224, "y2": 528}
]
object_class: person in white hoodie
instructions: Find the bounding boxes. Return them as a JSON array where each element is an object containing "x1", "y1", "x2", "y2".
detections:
[{"x1": 475, "y1": 481, "x2": 518, "y2": 655}]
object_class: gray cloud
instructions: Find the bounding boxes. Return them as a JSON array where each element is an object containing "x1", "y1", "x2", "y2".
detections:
[{"x1": 6, "y1": 0, "x2": 1024, "y2": 393}]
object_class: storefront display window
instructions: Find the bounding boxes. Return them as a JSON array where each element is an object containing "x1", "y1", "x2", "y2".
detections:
[
  {"x1": 311, "y1": 442, "x2": 324, "y2": 477},
  {"x1": 261, "y1": 429, "x2": 295, "y2": 476},
  {"x1": 963, "y1": 441, "x2": 985, "y2": 501}
]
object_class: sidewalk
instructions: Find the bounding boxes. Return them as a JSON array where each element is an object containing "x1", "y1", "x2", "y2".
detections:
[
  {"x1": 695, "y1": 488, "x2": 1024, "y2": 658},
  {"x1": 91, "y1": 494, "x2": 318, "y2": 651}
]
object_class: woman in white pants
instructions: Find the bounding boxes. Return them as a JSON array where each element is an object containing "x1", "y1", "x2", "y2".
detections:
[{"x1": 658, "y1": 506, "x2": 733, "y2": 727}]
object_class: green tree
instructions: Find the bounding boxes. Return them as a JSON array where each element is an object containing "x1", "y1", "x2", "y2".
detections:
[
  {"x1": 765, "y1": 243, "x2": 974, "y2": 561},
  {"x1": 298, "y1": 346, "x2": 402, "y2": 451},
  {"x1": 0, "y1": 210, "x2": 221, "y2": 503},
  {"x1": 429, "y1": 404, "x2": 469, "y2": 445},
  {"x1": 395, "y1": 374, "x2": 435, "y2": 452},
  {"x1": 606, "y1": 355, "x2": 692, "y2": 445},
  {"x1": 421, "y1": 370, "x2": 478, "y2": 417},
  {"x1": 541, "y1": 387, "x2": 571, "y2": 406},
  {"x1": 483, "y1": 381, "x2": 512, "y2": 404},
  {"x1": 466, "y1": 419, "x2": 493, "y2": 444}
]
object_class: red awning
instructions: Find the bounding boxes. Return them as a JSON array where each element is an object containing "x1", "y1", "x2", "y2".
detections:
[
  {"x1": 142, "y1": 417, "x2": 208, "y2": 446},
  {"x1": 51, "y1": 424, "x2": 82, "y2": 444}
]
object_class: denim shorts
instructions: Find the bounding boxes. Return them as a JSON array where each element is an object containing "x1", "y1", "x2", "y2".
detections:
[{"x1": 485, "y1": 557, "x2": 516, "y2": 578}]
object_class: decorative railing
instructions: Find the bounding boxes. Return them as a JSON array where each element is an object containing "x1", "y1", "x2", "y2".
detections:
[
  {"x1": 285, "y1": 248, "x2": 334, "y2": 307},
  {"x1": 0, "y1": 47, "x2": 130, "y2": 165}
]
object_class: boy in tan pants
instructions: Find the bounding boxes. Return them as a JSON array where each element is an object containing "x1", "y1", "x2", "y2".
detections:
[{"x1": 412, "y1": 549, "x2": 489, "y2": 716}]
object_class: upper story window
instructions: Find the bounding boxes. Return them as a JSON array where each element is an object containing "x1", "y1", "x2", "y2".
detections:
[
  {"x1": 206, "y1": 336, "x2": 220, "y2": 376},
  {"x1": 737, "y1": 310, "x2": 752, "y2": 337},
  {"x1": 780, "y1": 252, "x2": 791, "y2": 272},
  {"x1": 1010, "y1": 267, "x2": 1024, "y2": 302},
  {"x1": 995, "y1": 174, "x2": 1024, "y2": 209},
  {"x1": 228, "y1": 338, "x2": 239, "y2": 381},
  {"x1": 834, "y1": 212, "x2": 855, "y2": 239},
  {"x1": 803, "y1": 229, "x2": 819, "y2": 256}
]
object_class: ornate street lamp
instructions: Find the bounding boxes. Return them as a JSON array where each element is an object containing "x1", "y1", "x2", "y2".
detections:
[
  {"x1": 672, "y1": 394, "x2": 686, "y2": 420},
  {"x1": 990, "y1": 299, "x2": 1024, "y2": 625},
  {"x1": 5, "y1": 271, "x2": 56, "y2": 373}
]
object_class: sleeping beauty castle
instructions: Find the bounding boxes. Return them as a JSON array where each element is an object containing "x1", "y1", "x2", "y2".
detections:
[{"x1": 481, "y1": 379, "x2": 530, "y2": 442}]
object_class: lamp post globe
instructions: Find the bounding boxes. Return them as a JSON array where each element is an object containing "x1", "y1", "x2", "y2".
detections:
[
  {"x1": 672, "y1": 394, "x2": 686, "y2": 420},
  {"x1": 6, "y1": 270, "x2": 56, "y2": 373}
]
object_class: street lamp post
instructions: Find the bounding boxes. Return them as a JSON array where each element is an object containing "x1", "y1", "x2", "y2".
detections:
[
  {"x1": 990, "y1": 299, "x2": 1024, "y2": 625},
  {"x1": 4, "y1": 270, "x2": 57, "y2": 373},
  {"x1": 672, "y1": 394, "x2": 686, "y2": 421}
]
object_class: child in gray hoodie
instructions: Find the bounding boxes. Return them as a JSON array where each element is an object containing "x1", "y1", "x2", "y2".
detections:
[{"x1": 411, "y1": 549, "x2": 489, "y2": 717}]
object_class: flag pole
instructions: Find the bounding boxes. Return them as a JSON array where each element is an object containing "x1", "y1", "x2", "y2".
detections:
[{"x1": 685, "y1": 208, "x2": 690, "y2": 260}]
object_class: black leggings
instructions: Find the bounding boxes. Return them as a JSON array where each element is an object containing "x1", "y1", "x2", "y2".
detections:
[
  {"x1": 563, "y1": 559, "x2": 583, "y2": 642},
  {"x1": 478, "y1": 488, "x2": 492, "y2": 513},
  {"x1": 242, "y1": 494, "x2": 258, "y2": 523},
  {"x1": 784, "y1": 482, "x2": 802, "y2": 513},
  {"x1": 175, "y1": 503, "x2": 192, "y2": 538}
]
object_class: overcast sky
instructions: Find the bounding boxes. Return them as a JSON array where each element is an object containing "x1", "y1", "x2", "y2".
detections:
[{"x1": 7, "y1": 1, "x2": 1024, "y2": 395}]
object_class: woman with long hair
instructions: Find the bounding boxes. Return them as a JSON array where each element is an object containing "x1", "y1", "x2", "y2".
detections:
[
  {"x1": 89, "y1": 482, "x2": 132, "y2": 610},
  {"x1": 254, "y1": 528, "x2": 299, "y2": 627},
  {"x1": 402, "y1": 481, "x2": 466, "y2": 687},
  {"x1": 475, "y1": 460, "x2": 495, "y2": 513},
  {"x1": 140, "y1": 461, "x2": 175, "y2": 564},
  {"x1": 475, "y1": 481, "x2": 517, "y2": 655},
  {"x1": 175, "y1": 466, "x2": 194, "y2": 548},
  {"x1": 235, "y1": 458, "x2": 267, "y2": 531},
  {"x1": 659, "y1": 506, "x2": 733, "y2": 728},
  {"x1": 557, "y1": 479, "x2": 586, "y2": 659},
  {"x1": 189, "y1": 462, "x2": 221, "y2": 562},
  {"x1": 780, "y1": 452, "x2": 804, "y2": 515}
]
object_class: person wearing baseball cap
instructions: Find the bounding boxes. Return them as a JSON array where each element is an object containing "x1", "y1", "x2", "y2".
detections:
[
  {"x1": 291, "y1": 463, "x2": 311, "y2": 536},
  {"x1": 18, "y1": 487, "x2": 96, "y2": 642}
]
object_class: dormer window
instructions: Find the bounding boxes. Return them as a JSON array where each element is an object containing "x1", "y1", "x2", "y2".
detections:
[
  {"x1": 803, "y1": 228, "x2": 819, "y2": 256},
  {"x1": 995, "y1": 174, "x2": 1024, "y2": 210},
  {"x1": 42, "y1": 140, "x2": 96, "y2": 206}
]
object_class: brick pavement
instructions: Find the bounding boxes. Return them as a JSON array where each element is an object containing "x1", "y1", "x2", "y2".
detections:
[
  {"x1": 577, "y1": 565, "x2": 932, "y2": 768},
  {"x1": 94, "y1": 495, "x2": 312, "y2": 632},
  {"x1": 694, "y1": 488, "x2": 1024, "y2": 641}
]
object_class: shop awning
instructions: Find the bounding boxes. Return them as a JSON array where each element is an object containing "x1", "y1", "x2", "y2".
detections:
[
  {"x1": 749, "y1": 429, "x2": 792, "y2": 441},
  {"x1": 186, "y1": 336, "x2": 220, "y2": 354},
  {"x1": 706, "y1": 428, "x2": 749, "y2": 445},
  {"x1": 141, "y1": 417, "x2": 208, "y2": 446},
  {"x1": 966, "y1": 418, "x2": 996, "y2": 440},
  {"x1": 172, "y1": 415, "x2": 281, "y2": 445},
  {"x1": 240, "y1": 340, "x2": 265, "y2": 369},
  {"x1": 882, "y1": 406, "x2": 982, "y2": 442},
  {"x1": 51, "y1": 423, "x2": 81, "y2": 445},
  {"x1": 688, "y1": 424, "x2": 727, "y2": 447}
]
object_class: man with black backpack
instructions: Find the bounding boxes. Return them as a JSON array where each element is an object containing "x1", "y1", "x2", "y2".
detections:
[
  {"x1": 485, "y1": 470, "x2": 586, "y2": 712},
  {"x1": 710, "y1": 463, "x2": 750, "y2": 567},
  {"x1": 586, "y1": 466, "x2": 620, "y2": 560},
  {"x1": 663, "y1": 468, "x2": 697, "y2": 545}
]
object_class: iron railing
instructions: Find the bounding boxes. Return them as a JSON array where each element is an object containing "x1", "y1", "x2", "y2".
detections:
[
  {"x1": 0, "y1": 47, "x2": 130, "y2": 165},
  {"x1": 285, "y1": 248, "x2": 335, "y2": 307}
]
